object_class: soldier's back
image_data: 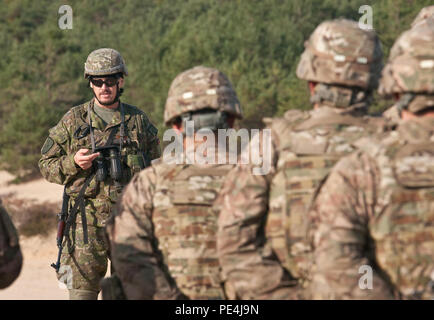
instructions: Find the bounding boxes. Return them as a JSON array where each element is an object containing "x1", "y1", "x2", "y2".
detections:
[
  {"x1": 151, "y1": 159, "x2": 235, "y2": 299},
  {"x1": 265, "y1": 106, "x2": 386, "y2": 289},
  {"x1": 357, "y1": 117, "x2": 434, "y2": 299}
]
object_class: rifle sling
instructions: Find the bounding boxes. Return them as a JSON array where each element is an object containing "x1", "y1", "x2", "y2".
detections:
[
  {"x1": 64, "y1": 172, "x2": 95, "y2": 246},
  {"x1": 64, "y1": 116, "x2": 120, "y2": 247}
]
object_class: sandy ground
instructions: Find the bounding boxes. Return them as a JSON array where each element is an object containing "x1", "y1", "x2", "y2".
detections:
[
  {"x1": 0, "y1": 171, "x2": 106, "y2": 300},
  {"x1": 0, "y1": 230, "x2": 70, "y2": 300},
  {"x1": 0, "y1": 171, "x2": 64, "y2": 203}
]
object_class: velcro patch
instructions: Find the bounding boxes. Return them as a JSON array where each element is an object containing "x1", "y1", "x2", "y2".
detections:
[
  {"x1": 41, "y1": 137, "x2": 54, "y2": 154},
  {"x1": 147, "y1": 123, "x2": 158, "y2": 136}
]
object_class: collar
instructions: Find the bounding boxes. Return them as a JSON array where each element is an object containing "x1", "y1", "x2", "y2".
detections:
[{"x1": 81, "y1": 99, "x2": 131, "y2": 131}]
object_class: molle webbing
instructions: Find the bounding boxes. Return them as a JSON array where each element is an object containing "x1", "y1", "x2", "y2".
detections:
[
  {"x1": 369, "y1": 136, "x2": 434, "y2": 299},
  {"x1": 152, "y1": 164, "x2": 233, "y2": 299},
  {"x1": 265, "y1": 113, "x2": 377, "y2": 286}
]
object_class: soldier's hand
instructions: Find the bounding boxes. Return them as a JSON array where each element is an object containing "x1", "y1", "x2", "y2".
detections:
[{"x1": 74, "y1": 149, "x2": 100, "y2": 170}]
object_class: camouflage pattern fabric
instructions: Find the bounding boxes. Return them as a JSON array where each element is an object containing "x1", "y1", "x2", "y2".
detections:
[
  {"x1": 39, "y1": 99, "x2": 160, "y2": 292},
  {"x1": 164, "y1": 66, "x2": 242, "y2": 125},
  {"x1": 379, "y1": 20, "x2": 434, "y2": 98},
  {"x1": 383, "y1": 104, "x2": 401, "y2": 126},
  {"x1": 382, "y1": 18, "x2": 434, "y2": 125},
  {"x1": 108, "y1": 158, "x2": 236, "y2": 300},
  {"x1": 84, "y1": 48, "x2": 128, "y2": 78},
  {"x1": 39, "y1": 100, "x2": 160, "y2": 227},
  {"x1": 100, "y1": 273, "x2": 127, "y2": 300},
  {"x1": 0, "y1": 201, "x2": 23, "y2": 289},
  {"x1": 215, "y1": 160, "x2": 300, "y2": 300},
  {"x1": 296, "y1": 19, "x2": 383, "y2": 90},
  {"x1": 411, "y1": 5, "x2": 434, "y2": 27},
  {"x1": 309, "y1": 117, "x2": 434, "y2": 300},
  {"x1": 309, "y1": 82, "x2": 372, "y2": 111},
  {"x1": 57, "y1": 223, "x2": 109, "y2": 293},
  {"x1": 404, "y1": 94, "x2": 434, "y2": 114},
  {"x1": 216, "y1": 106, "x2": 386, "y2": 300}
]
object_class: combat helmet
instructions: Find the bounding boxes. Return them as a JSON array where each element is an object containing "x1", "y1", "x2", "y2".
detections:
[
  {"x1": 164, "y1": 66, "x2": 242, "y2": 129},
  {"x1": 84, "y1": 48, "x2": 128, "y2": 79},
  {"x1": 411, "y1": 5, "x2": 434, "y2": 28},
  {"x1": 296, "y1": 19, "x2": 383, "y2": 91},
  {"x1": 378, "y1": 19, "x2": 434, "y2": 113}
]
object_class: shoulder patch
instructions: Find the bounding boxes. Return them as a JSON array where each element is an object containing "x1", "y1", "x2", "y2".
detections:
[
  {"x1": 41, "y1": 137, "x2": 54, "y2": 155},
  {"x1": 147, "y1": 123, "x2": 158, "y2": 136}
]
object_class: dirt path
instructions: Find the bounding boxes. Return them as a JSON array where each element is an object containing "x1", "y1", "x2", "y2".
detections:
[{"x1": 0, "y1": 171, "x2": 106, "y2": 300}]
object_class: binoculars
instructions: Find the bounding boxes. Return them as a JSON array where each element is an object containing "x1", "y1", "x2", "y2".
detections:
[{"x1": 93, "y1": 145, "x2": 123, "y2": 183}]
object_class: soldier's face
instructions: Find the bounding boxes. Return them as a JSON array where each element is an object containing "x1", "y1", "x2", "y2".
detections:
[{"x1": 90, "y1": 76, "x2": 124, "y2": 105}]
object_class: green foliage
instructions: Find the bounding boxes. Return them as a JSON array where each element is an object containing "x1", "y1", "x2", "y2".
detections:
[{"x1": 0, "y1": 0, "x2": 430, "y2": 177}]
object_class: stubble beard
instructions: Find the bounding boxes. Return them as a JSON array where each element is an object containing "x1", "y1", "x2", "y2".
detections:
[{"x1": 94, "y1": 88, "x2": 119, "y2": 107}]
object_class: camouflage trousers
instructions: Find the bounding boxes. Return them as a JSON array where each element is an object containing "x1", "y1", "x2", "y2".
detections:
[{"x1": 57, "y1": 222, "x2": 110, "y2": 297}]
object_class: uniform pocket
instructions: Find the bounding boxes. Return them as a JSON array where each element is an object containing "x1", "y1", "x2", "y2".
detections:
[{"x1": 126, "y1": 154, "x2": 145, "y2": 174}]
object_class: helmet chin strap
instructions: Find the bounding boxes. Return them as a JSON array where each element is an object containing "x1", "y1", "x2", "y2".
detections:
[{"x1": 93, "y1": 83, "x2": 122, "y2": 107}]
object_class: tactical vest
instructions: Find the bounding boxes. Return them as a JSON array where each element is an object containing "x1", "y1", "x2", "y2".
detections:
[
  {"x1": 151, "y1": 162, "x2": 235, "y2": 299},
  {"x1": 65, "y1": 101, "x2": 151, "y2": 202},
  {"x1": 359, "y1": 120, "x2": 434, "y2": 299},
  {"x1": 265, "y1": 108, "x2": 384, "y2": 287}
]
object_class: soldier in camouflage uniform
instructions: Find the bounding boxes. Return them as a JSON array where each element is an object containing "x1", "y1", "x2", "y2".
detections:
[
  {"x1": 38, "y1": 48, "x2": 161, "y2": 300},
  {"x1": 383, "y1": 5, "x2": 433, "y2": 124},
  {"x1": 411, "y1": 5, "x2": 434, "y2": 28},
  {"x1": 0, "y1": 199, "x2": 22, "y2": 289},
  {"x1": 215, "y1": 19, "x2": 386, "y2": 299},
  {"x1": 106, "y1": 66, "x2": 244, "y2": 299},
  {"x1": 309, "y1": 20, "x2": 434, "y2": 300}
]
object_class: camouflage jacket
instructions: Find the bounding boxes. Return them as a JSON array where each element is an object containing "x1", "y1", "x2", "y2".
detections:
[
  {"x1": 0, "y1": 201, "x2": 23, "y2": 289},
  {"x1": 309, "y1": 117, "x2": 434, "y2": 300},
  {"x1": 215, "y1": 106, "x2": 386, "y2": 299},
  {"x1": 383, "y1": 104, "x2": 401, "y2": 127},
  {"x1": 38, "y1": 99, "x2": 161, "y2": 227},
  {"x1": 107, "y1": 156, "x2": 235, "y2": 300}
]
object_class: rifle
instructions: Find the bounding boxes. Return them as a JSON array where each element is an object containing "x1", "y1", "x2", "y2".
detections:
[{"x1": 51, "y1": 187, "x2": 70, "y2": 272}]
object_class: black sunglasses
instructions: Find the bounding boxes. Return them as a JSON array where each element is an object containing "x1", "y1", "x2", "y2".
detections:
[{"x1": 90, "y1": 78, "x2": 119, "y2": 88}]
